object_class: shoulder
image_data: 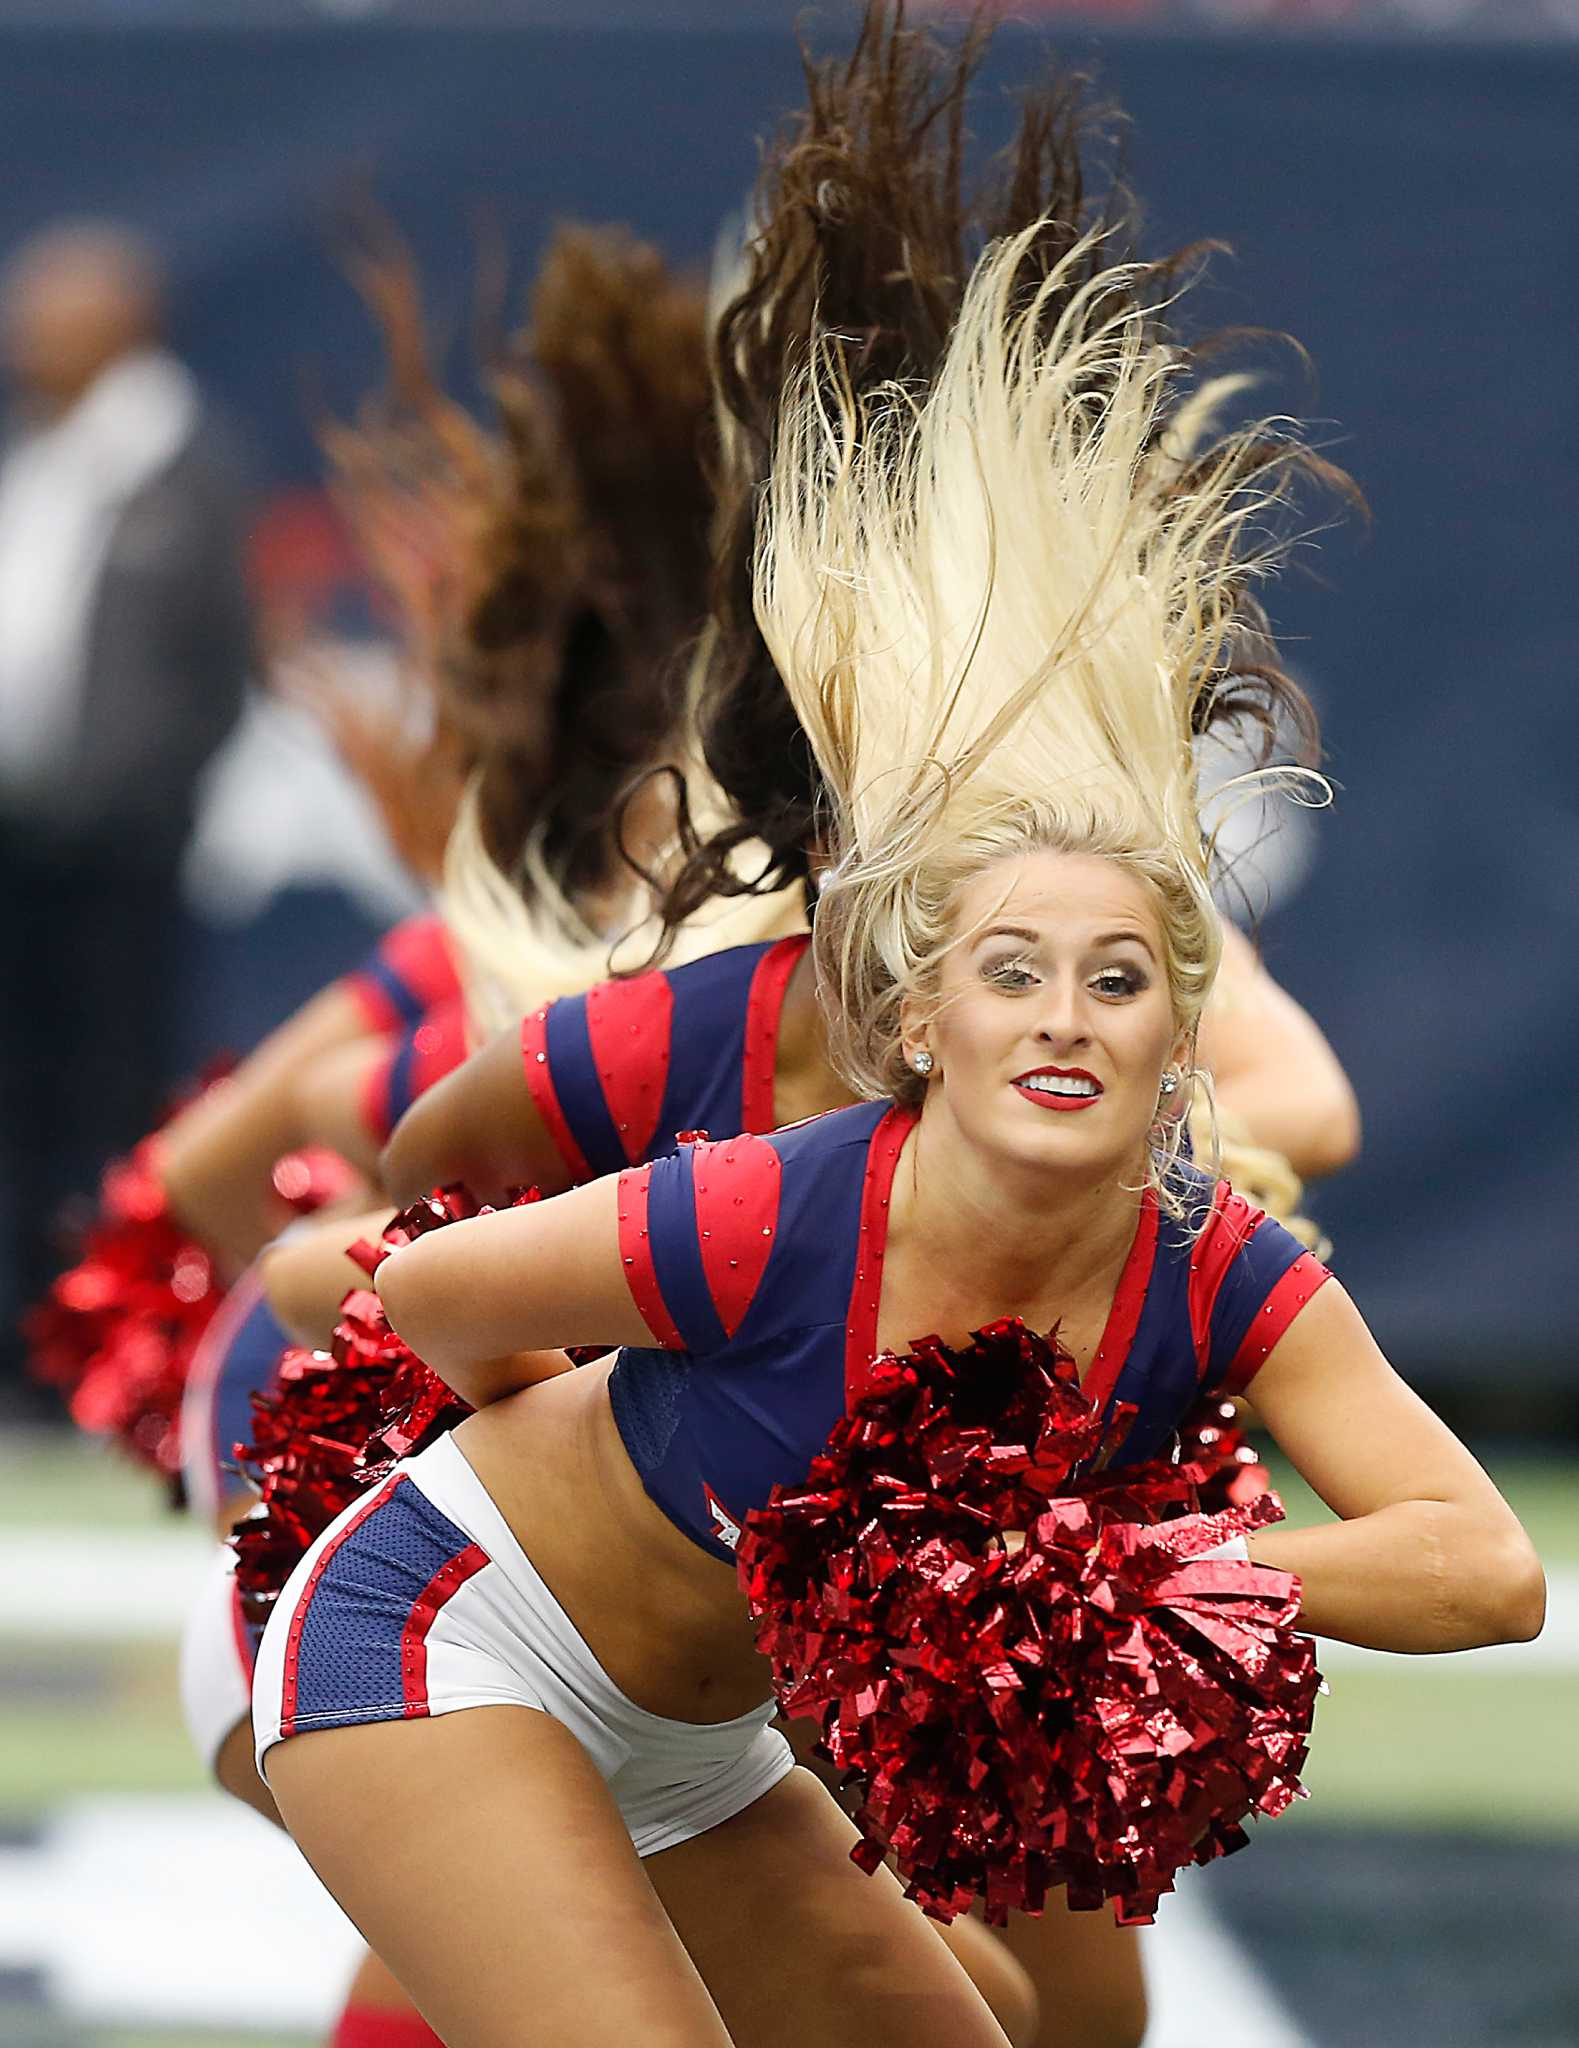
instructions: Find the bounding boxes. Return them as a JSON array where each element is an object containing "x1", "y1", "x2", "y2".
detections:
[{"x1": 1182, "y1": 1172, "x2": 1332, "y2": 1395}]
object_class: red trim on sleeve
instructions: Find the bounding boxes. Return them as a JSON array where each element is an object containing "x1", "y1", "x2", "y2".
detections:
[
  {"x1": 520, "y1": 1006, "x2": 593, "y2": 1184},
  {"x1": 399, "y1": 1541, "x2": 490, "y2": 1716},
  {"x1": 844, "y1": 1107, "x2": 920, "y2": 1404},
  {"x1": 278, "y1": 1475, "x2": 403, "y2": 1739},
  {"x1": 1187, "y1": 1183, "x2": 1263, "y2": 1376},
  {"x1": 741, "y1": 935, "x2": 811, "y2": 1135},
  {"x1": 358, "y1": 1044, "x2": 398, "y2": 1145},
  {"x1": 617, "y1": 1164, "x2": 685, "y2": 1349},
  {"x1": 341, "y1": 971, "x2": 400, "y2": 1036},
  {"x1": 1223, "y1": 1251, "x2": 1332, "y2": 1395},
  {"x1": 586, "y1": 973, "x2": 672, "y2": 1166},
  {"x1": 409, "y1": 1001, "x2": 468, "y2": 1098},
  {"x1": 1080, "y1": 1191, "x2": 1162, "y2": 1415},
  {"x1": 379, "y1": 914, "x2": 463, "y2": 1011},
  {"x1": 692, "y1": 1133, "x2": 782, "y2": 1337}
]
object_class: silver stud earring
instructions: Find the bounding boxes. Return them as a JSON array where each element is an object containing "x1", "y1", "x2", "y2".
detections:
[
  {"x1": 911, "y1": 1050, "x2": 934, "y2": 1078},
  {"x1": 1158, "y1": 1067, "x2": 1181, "y2": 1098}
]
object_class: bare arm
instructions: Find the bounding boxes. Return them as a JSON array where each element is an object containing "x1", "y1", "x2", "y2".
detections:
[
  {"x1": 381, "y1": 1023, "x2": 574, "y2": 1208},
  {"x1": 1198, "y1": 925, "x2": 1362, "y2": 1181},
  {"x1": 259, "y1": 1204, "x2": 395, "y2": 1348},
  {"x1": 288, "y1": 1038, "x2": 395, "y2": 1183},
  {"x1": 374, "y1": 1176, "x2": 651, "y2": 1406},
  {"x1": 1247, "y1": 1282, "x2": 1545, "y2": 1651},
  {"x1": 160, "y1": 983, "x2": 377, "y2": 1272}
]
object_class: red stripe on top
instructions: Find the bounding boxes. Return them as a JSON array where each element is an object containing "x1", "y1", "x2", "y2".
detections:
[
  {"x1": 1186, "y1": 1183, "x2": 1262, "y2": 1377},
  {"x1": 399, "y1": 1540, "x2": 490, "y2": 1717},
  {"x1": 586, "y1": 973, "x2": 673, "y2": 1166},
  {"x1": 1079, "y1": 1190, "x2": 1162, "y2": 1415},
  {"x1": 741, "y1": 935, "x2": 811, "y2": 1136},
  {"x1": 521, "y1": 1006, "x2": 593, "y2": 1184},
  {"x1": 617, "y1": 1163, "x2": 685, "y2": 1349},
  {"x1": 844, "y1": 1106, "x2": 920, "y2": 1404},
  {"x1": 278, "y1": 1474, "x2": 403, "y2": 1739},
  {"x1": 693, "y1": 1133, "x2": 782, "y2": 1337},
  {"x1": 1223, "y1": 1251, "x2": 1332, "y2": 1395}
]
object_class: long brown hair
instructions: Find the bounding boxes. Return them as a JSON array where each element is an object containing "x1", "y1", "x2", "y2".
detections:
[{"x1": 656, "y1": 0, "x2": 1325, "y2": 942}]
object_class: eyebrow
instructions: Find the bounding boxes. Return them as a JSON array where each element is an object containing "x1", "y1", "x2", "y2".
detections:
[{"x1": 974, "y1": 923, "x2": 1158, "y2": 960}]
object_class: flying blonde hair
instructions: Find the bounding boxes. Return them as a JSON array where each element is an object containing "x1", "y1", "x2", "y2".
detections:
[{"x1": 755, "y1": 222, "x2": 1328, "y2": 1206}]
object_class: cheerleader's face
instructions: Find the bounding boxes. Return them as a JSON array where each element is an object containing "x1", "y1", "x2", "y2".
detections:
[{"x1": 918, "y1": 849, "x2": 1185, "y2": 1178}]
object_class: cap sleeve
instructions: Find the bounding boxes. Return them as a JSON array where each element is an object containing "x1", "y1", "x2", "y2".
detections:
[
  {"x1": 1195, "y1": 1187, "x2": 1332, "y2": 1396},
  {"x1": 616, "y1": 1133, "x2": 782, "y2": 1356},
  {"x1": 522, "y1": 970, "x2": 676, "y2": 1186},
  {"x1": 341, "y1": 914, "x2": 461, "y2": 1033}
]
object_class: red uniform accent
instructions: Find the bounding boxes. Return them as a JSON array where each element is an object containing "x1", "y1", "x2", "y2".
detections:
[
  {"x1": 617, "y1": 1164, "x2": 685, "y2": 1349},
  {"x1": 741, "y1": 935, "x2": 810, "y2": 1135},
  {"x1": 278, "y1": 1475, "x2": 402, "y2": 1738},
  {"x1": 399, "y1": 1541, "x2": 490, "y2": 1715},
  {"x1": 344, "y1": 913, "x2": 461, "y2": 1033},
  {"x1": 1080, "y1": 1191, "x2": 1162, "y2": 1414},
  {"x1": 1185, "y1": 1184, "x2": 1263, "y2": 1375},
  {"x1": 521, "y1": 1006, "x2": 593, "y2": 1182},
  {"x1": 1223, "y1": 1250, "x2": 1332, "y2": 1394},
  {"x1": 691, "y1": 1133, "x2": 783, "y2": 1338},
  {"x1": 844, "y1": 1107, "x2": 918, "y2": 1402},
  {"x1": 586, "y1": 972, "x2": 673, "y2": 1165},
  {"x1": 330, "y1": 2003, "x2": 446, "y2": 2048}
]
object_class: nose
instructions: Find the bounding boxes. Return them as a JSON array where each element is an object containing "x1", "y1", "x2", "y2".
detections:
[{"x1": 1031, "y1": 972, "x2": 1093, "y2": 1053}]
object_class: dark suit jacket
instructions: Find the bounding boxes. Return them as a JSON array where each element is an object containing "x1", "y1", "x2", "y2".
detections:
[{"x1": 18, "y1": 411, "x2": 256, "y2": 864}]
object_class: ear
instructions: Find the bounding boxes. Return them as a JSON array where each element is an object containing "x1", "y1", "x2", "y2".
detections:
[{"x1": 897, "y1": 992, "x2": 930, "y2": 1072}]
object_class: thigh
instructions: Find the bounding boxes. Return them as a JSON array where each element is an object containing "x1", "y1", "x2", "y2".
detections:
[
  {"x1": 649, "y1": 1765, "x2": 1011, "y2": 2048},
  {"x1": 265, "y1": 1704, "x2": 732, "y2": 2048},
  {"x1": 993, "y1": 1901, "x2": 1149, "y2": 2048}
]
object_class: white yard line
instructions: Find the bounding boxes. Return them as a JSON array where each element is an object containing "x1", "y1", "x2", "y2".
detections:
[{"x1": 1145, "y1": 1882, "x2": 1315, "y2": 2048}]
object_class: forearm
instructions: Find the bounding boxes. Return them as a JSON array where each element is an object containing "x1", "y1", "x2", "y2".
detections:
[
  {"x1": 438, "y1": 1349, "x2": 576, "y2": 1408},
  {"x1": 1250, "y1": 1500, "x2": 1545, "y2": 1653},
  {"x1": 260, "y1": 1206, "x2": 392, "y2": 1348}
]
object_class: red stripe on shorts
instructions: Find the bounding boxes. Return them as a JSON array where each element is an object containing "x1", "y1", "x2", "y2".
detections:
[{"x1": 399, "y1": 1542, "x2": 491, "y2": 1716}]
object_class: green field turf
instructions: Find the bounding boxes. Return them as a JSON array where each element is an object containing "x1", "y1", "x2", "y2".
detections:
[{"x1": 1, "y1": 1429, "x2": 1572, "y2": 2046}]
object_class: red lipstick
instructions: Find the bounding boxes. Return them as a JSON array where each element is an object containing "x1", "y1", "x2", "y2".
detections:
[{"x1": 1011, "y1": 1064, "x2": 1104, "y2": 1113}]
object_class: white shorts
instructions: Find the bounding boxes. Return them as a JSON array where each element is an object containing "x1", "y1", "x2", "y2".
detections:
[
  {"x1": 179, "y1": 1544, "x2": 257, "y2": 1774},
  {"x1": 251, "y1": 1433, "x2": 793, "y2": 1859}
]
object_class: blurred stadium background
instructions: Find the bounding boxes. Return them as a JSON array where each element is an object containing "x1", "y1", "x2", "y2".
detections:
[{"x1": 0, "y1": 2, "x2": 1574, "y2": 2044}]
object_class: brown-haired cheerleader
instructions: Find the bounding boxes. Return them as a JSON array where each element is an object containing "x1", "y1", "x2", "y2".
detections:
[
  {"x1": 251, "y1": 158, "x2": 1543, "y2": 2048},
  {"x1": 164, "y1": 224, "x2": 795, "y2": 2048}
]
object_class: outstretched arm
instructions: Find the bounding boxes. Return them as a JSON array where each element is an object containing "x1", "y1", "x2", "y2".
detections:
[
  {"x1": 1247, "y1": 1282, "x2": 1544, "y2": 1652},
  {"x1": 1199, "y1": 925, "x2": 1362, "y2": 1181},
  {"x1": 160, "y1": 983, "x2": 378, "y2": 1272},
  {"x1": 381, "y1": 1024, "x2": 573, "y2": 1209},
  {"x1": 375, "y1": 1176, "x2": 652, "y2": 1406}
]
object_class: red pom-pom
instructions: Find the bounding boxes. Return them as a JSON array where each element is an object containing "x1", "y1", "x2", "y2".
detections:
[
  {"x1": 25, "y1": 1074, "x2": 359, "y2": 1492},
  {"x1": 230, "y1": 1185, "x2": 535, "y2": 1627},
  {"x1": 24, "y1": 1138, "x2": 223, "y2": 1488},
  {"x1": 738, "y1": 1320, "x2": 1319, "y2": 1927},
  {"x1": 1176, "y1": 1395, "x2": 1273, "y2": 1515}
]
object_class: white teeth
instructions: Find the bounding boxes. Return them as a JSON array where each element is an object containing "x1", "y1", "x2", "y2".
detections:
[{"x1": 1020, "y1": 1074, "x2": 1099, "y2": 1097}]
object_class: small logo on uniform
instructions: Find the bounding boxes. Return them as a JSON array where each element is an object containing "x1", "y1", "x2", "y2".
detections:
[{"x1": 703, "y1": 1484, "x2": 742, "y2": 1550}]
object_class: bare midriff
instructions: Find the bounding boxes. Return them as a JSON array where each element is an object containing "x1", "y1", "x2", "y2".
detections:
[{"x1": 453, "y1": 1362, "x2": 773, "y2": 1727}]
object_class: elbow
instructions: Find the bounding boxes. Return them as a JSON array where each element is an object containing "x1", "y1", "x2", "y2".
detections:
[
  {"x1": 1491, "y1": 1534, "x2": 1547, "y2": 1646},
  {"x1": 1293, "y1": 1081, "x2": 1363, "y2": 1182},
  {"x1": 1451, "y1": 1526, "x2": 1546, "y2": 1650}
]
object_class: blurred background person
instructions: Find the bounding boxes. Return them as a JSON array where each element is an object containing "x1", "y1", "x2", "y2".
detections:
[{"x1": 0, "y1": 221, "x2": 254, "y2": 1416}]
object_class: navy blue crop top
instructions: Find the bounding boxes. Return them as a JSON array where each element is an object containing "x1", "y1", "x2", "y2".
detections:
[
  {"x1": 608, "y1": 1103, "x2": 1331, "y2": 1563},
  {"x1": 520, "y1": 936, "x2": 809, "y2": 1182}
]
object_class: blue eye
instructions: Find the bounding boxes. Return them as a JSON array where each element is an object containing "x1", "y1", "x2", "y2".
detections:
[
  {"x1": 1092, "y1": 967, "x2": 1144, "y2": 998},
  {"x1": 984, "y1": 957, "x2": 1038, "y2": 992}
]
